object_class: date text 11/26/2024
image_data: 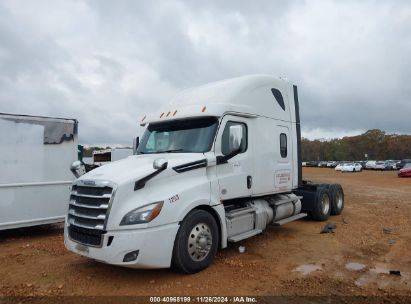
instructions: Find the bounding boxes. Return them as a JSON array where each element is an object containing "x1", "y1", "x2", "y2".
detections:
[{"x1": 149, "y1": 296, "x2": 257, "y2": 303}]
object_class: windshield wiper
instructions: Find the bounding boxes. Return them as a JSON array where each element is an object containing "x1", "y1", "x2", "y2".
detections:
[{"x1": 157, "y1": 149, "x2": 186, "y2": 153}]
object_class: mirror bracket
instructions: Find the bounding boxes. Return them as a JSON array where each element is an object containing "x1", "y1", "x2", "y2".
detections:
[
  {"x1": 216, "y1": 148, "x2": 241, "y2": 165},
  {"x1": 134, "y1": 158, "x2": 168, "y2": 191}
]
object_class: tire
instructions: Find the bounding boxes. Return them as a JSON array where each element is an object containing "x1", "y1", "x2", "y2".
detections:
[
  {"x1": 171, "y1": 209, "x2": 219, "y2": 274},
  {"x1": 329, "y1": 184, "x2": 344, "y2": 215},
  {"x1": 310, "y1": 187, "x2": 331, "y2": 221}
]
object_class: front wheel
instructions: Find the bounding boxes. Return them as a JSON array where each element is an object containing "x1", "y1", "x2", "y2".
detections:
[{"x1": 172, "y1": 209, "x2": 219, "y2": 273}]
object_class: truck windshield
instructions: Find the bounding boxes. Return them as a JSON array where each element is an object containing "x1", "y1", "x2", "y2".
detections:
[{"x1": 137, "y1": 117, "x2": 218, "y2": 154}]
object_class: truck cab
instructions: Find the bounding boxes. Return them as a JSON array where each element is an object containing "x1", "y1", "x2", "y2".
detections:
[{"x1": 65, "y1": 75, "x2": 344, "y2": 273}]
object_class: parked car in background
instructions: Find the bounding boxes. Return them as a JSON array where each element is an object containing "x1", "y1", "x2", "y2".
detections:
[
  {"x1": 398, "y1": 163, "x2": 411, "y2": 177},
  {"x1": 335, "y1": 162, "x2": 346, "y2": 171},
  {"x1": 341, "y1": 163, "x2": 363, "y2": 172},
  {"x1": 327, "y1": 161, "x2": 338, "y2": 168},
  {"x1": 396, "y1": 159, "x2": 411, "y2": 170},
  {"x1": 358, "y1": 161, "x2": 367, "y2": 169},
  {"x1": 318, "y1": 161, "x2": 328, "y2": 167},
  {"x1": 374, "y1": 161, "x2": 389, "y2": 171},
  {"x1": 365, "y1": 160, "x2": 377, "y2": 170},
  {"x1": 306, "y1": 161, "x2": 319, "y2": 167},
  {"x1": 385, "y1": 160, "x2": 398, "y2": 170}
]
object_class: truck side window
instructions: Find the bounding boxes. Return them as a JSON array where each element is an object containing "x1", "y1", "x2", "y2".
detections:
[
  {"x1": 221, "y1": 122, "x2": 247, "y2": 156},
  {"x1": 280, "y1": 133, "x2": 287, "y2": 158}
]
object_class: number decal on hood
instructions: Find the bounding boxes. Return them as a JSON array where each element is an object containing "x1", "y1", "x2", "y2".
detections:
[{"x1": 169, "y1": 194, "x2": 180, "y2": 203}]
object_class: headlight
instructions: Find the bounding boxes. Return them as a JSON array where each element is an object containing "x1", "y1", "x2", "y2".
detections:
[{"x1": 120, "y1": 201, "x2": 164, "y2": 226}]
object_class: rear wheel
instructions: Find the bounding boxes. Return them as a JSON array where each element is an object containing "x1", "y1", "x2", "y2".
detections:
[
  {"x1": 172, "y1": 209, "x2": 219, "y2": 274},
  {"x1": 310, "y1": 187, "x2": 331, "y2": 221},
  {"x1": 330, "y1": 184, "x2": 344, "y2": 215}
]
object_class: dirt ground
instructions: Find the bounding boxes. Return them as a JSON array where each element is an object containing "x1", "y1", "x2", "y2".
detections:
[{"x1": 1, "y1": 168, "x2": 411, "y2": 299}]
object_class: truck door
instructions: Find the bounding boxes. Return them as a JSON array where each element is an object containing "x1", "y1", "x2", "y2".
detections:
[
  {"x1": 215, "y1": 115, "x2": 254, "y2": 200},
  {"x1": 275, "y1": 125, "x2": 292, "y2": 192}
]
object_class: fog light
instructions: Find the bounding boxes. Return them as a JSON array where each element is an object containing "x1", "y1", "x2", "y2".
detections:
[{"x1": 123, "y1": 250, "x2": 139, "y2": 262}]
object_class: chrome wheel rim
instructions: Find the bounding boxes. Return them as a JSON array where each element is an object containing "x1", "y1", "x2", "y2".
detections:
[
  {"x1": 187, "y1": 223, "x2": 212, "y2": 262},
  {"x1": 322, "y1": 193, "x2": 330, "y2": 214},
  {"x1": 336, "y1": 191, "x2": 343, "y2": 209}
]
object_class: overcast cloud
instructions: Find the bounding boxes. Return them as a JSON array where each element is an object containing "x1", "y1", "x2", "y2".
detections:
[{"x1": 0, "y1": 0, "x2": 410, "y2": 144}]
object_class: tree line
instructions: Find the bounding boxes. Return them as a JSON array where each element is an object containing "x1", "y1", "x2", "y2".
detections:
[{"x1": 302, "y1": 129, "x2": 411, "y2": 161}]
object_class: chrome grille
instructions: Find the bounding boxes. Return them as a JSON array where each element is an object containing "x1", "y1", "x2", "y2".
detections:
[{"x1": 68, "y1": 181, "x2": 115, "y2": 247}]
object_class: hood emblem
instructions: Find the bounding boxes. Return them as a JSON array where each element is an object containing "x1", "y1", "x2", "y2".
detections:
[{"x1": 82, "y1": 180, "x2": 96, "y2": 186}]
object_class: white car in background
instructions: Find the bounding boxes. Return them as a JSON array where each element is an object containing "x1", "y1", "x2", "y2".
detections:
[
  {"x1": 365, "y1": 160, "x2": 377, "y2": 170},
  {"x1": 335, "y1": 162, "x2": 346, "y2": 171},
  {"x1": 341, "y1": 163, "x2": 363, "y2": 172}
]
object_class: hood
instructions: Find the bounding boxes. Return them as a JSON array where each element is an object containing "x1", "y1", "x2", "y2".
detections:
[
  {"x1": 399, "y1": 166, "x2": 411, "y2": 173},
  {"x1": 79, "y1": 153, "x2": 206, "y2": 185}
]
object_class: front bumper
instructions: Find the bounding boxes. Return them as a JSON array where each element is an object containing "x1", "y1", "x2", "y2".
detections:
[{"x1": 64, "y1": 222, "x2": 179, "y2": 269}]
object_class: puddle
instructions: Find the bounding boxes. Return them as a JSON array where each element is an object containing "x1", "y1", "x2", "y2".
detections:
[
  {"x1": 354, "y1": 264, "x2": 411, "y2": 289},
  {"x1": 354, "y1": 276, "x2": 370, "y2": 287},
  {"x1": 294, "y1": 264, "x2": 322, "y2": 275},
  {"x1": 370, "y1": 266, "x2": 390, "y2": 274},
  {"x1": 346, "y1": 262, "x2": 366, "y2": 271},
  {"x1": 355, "y1": 274, "x2": 391, "y2": 288}
]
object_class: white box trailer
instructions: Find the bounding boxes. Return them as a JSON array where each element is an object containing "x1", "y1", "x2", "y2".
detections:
[{"x1": 0, "y1": 113, "x2": 78, "y2": 230}]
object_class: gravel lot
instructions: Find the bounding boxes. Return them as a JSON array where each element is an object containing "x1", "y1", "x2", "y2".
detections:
[{"x1": 1, "y1": 168, "x2": 410, "y2": 299}]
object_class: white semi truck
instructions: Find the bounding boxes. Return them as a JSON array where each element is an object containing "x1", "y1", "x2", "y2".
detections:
[{"x1": 65, "y1": 75, "x2": 344, "y2": 273}]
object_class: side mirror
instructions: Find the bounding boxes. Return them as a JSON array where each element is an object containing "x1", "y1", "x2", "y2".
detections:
[
  {"x1": 133, "y1": 136, "x2": 140, "y2": 155},
  {"x1": 217, "y1": 125, "x2": 244, "y2": 165},
  {"x1": 153, "y1": 158, "x2": 168, "y2": 170},
  {"x1": 70, "y1": 160, "x2": 86, "y2": 178}
]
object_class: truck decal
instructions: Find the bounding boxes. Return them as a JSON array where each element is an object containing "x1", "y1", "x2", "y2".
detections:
[
  {"x1": 168, "y1": 194, "x2": 180, "y2": 203},
  {"x1": 274, "y1": 170, "x2": 291, "y2": 188}
]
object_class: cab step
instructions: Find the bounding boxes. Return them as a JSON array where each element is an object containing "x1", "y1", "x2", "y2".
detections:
[
  {"x1": 273, "y1": 213, "x2": 307, "y2": 226},
  {"x1": 225, "y1": 206, "x2": 254, "y2": 218},
  {"x1": 228, "y1": 229, "x2": 262, "y2": 242}
]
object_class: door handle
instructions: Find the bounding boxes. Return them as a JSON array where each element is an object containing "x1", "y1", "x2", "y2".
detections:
[{"x1": 247, "y1": 175, "x2": 252, "y2": 189}]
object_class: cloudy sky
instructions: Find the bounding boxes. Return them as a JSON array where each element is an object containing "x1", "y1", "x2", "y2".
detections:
[{"x1": 0, "y1": 0, "x2": 410, "y2": 145}]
